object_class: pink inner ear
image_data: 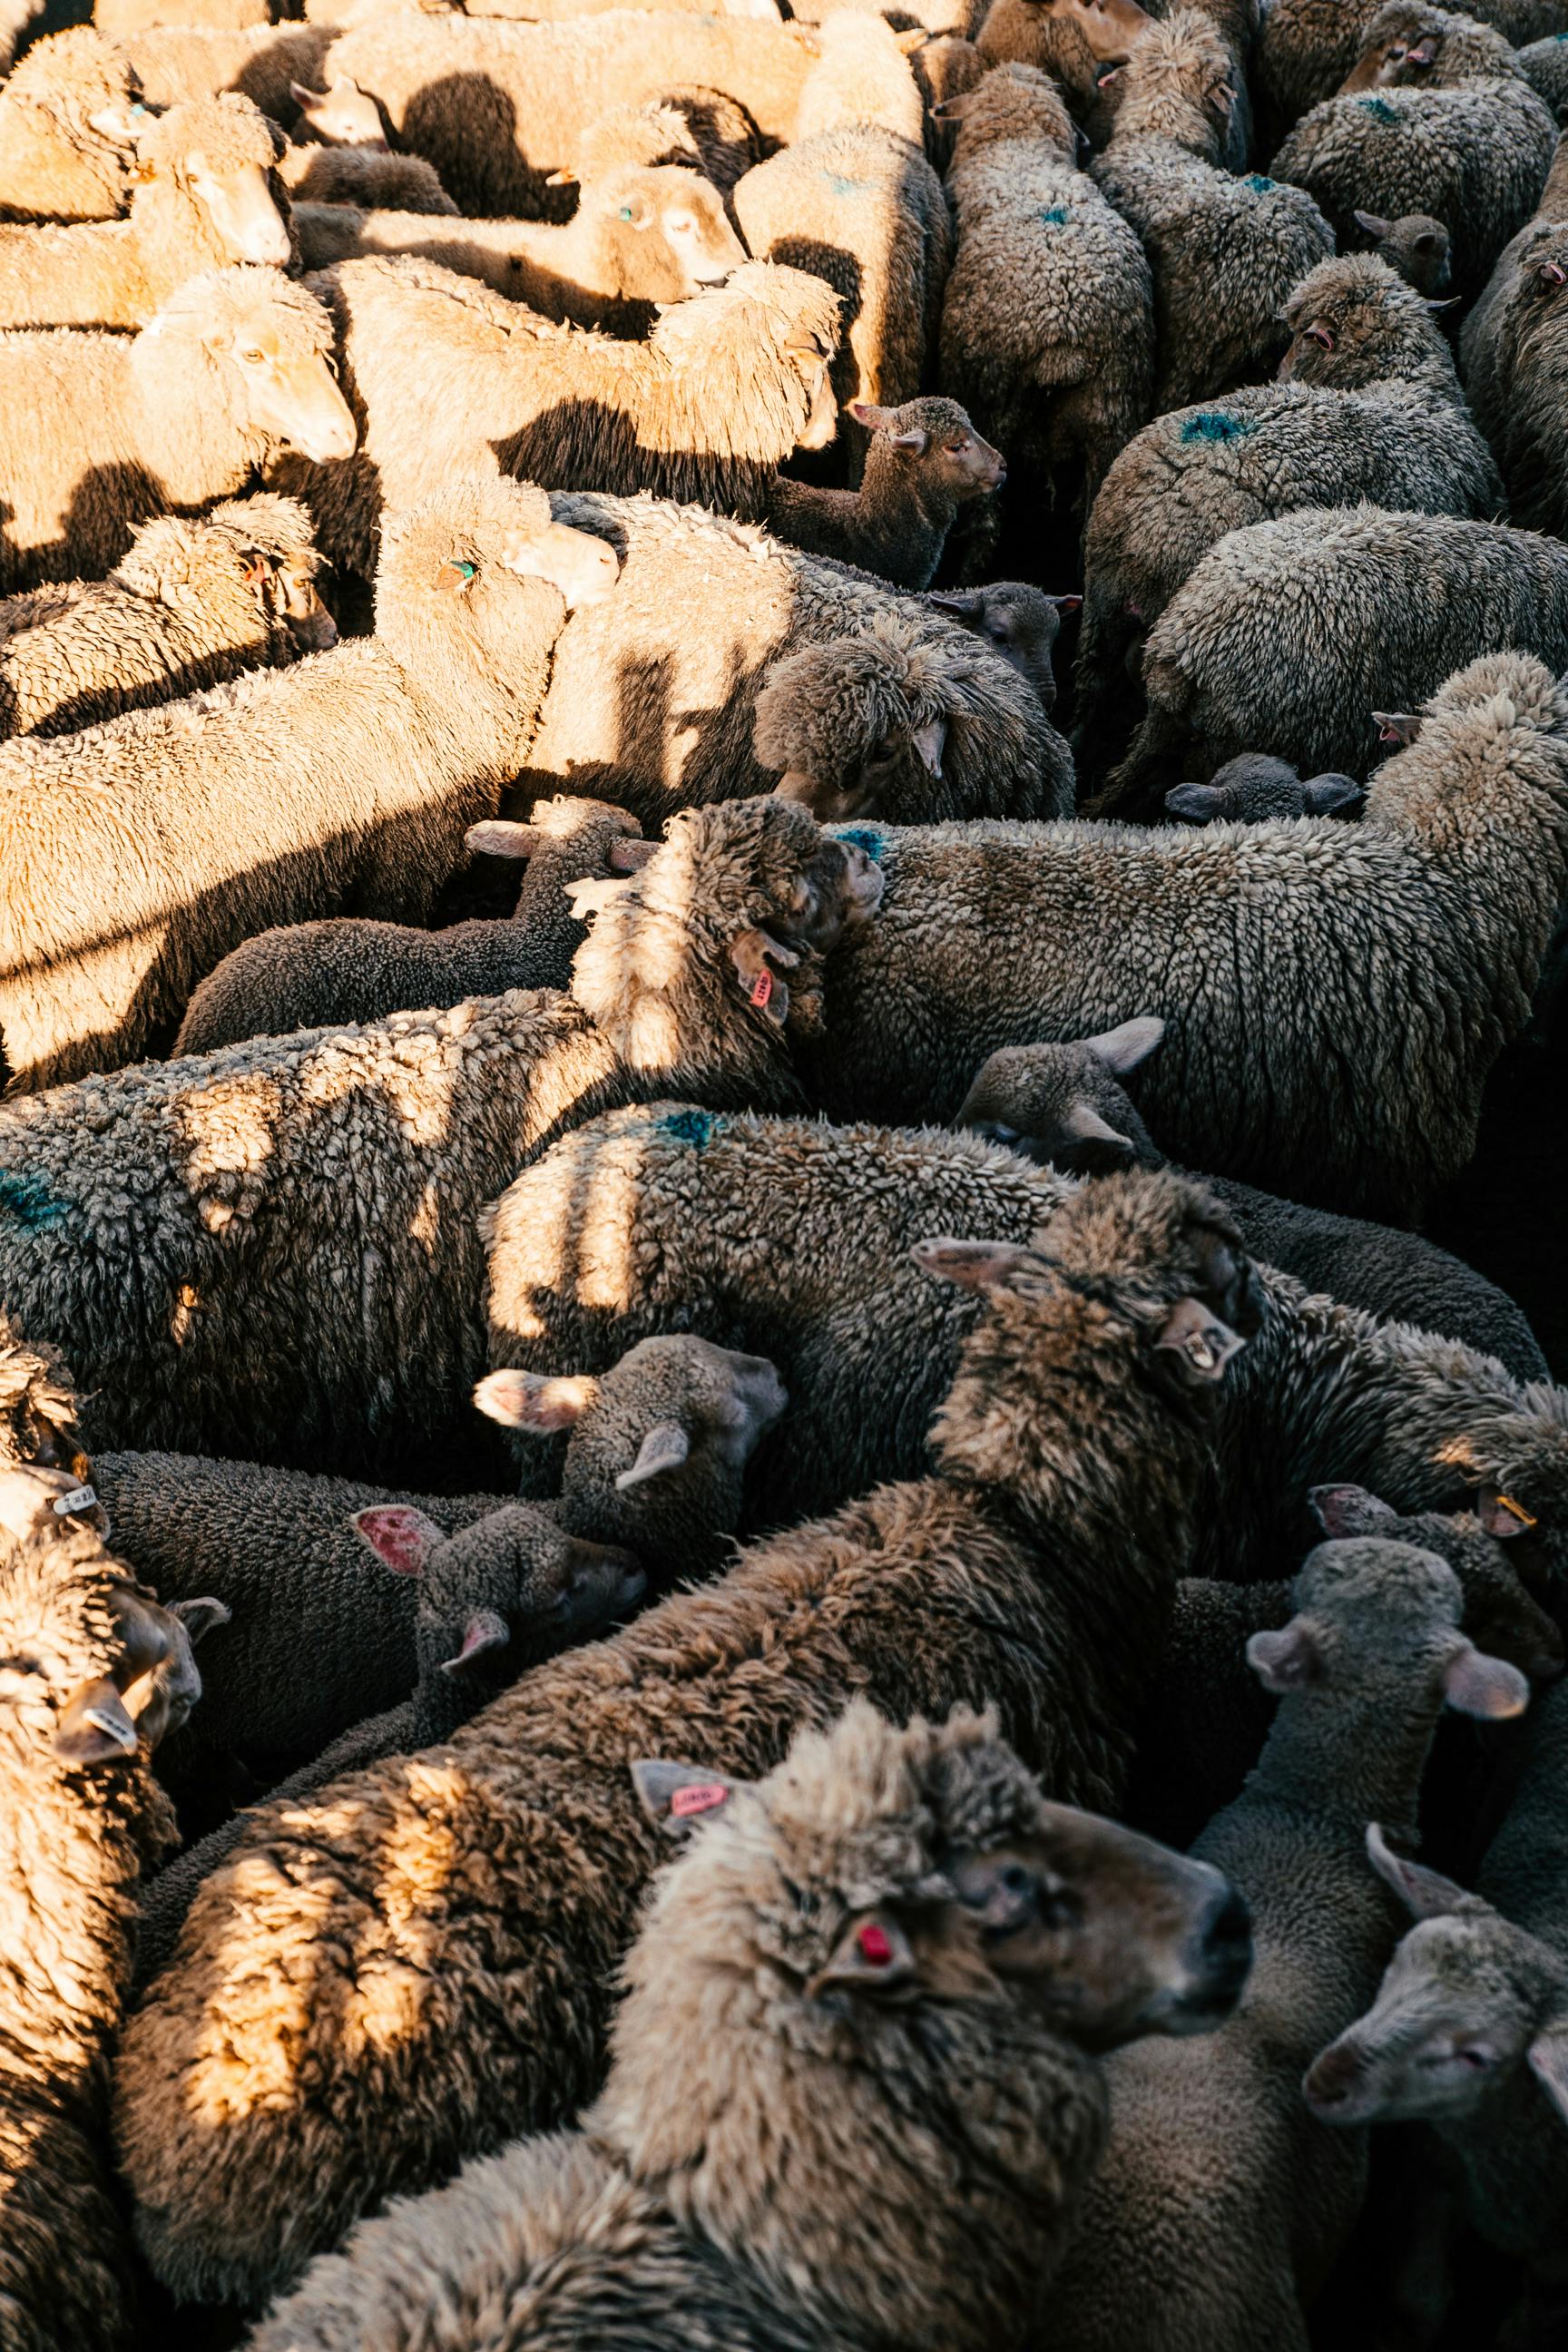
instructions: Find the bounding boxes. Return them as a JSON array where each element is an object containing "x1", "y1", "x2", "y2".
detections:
[
  {"x1": 351, "y1": 1506, "x2": 437, "y2": 1576},
  {"x1": 1443, "y1": 1644, "x2": 1529, "y2": 1721}
]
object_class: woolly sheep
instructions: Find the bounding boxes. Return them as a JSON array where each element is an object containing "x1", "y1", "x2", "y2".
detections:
[
  {"x1": 926, "y1": 578, "x2": 1073, "y2": 708},
  {"x1": 554, "y1": 89, "x2": 764, "y2": 196},
  {"x1": 1515, "y1": 25, "x2": 1568, "y2": 114},
  {"x1": 1093, "y1": 11, "x2": 1334, "y2": 409},
  {"x1": 1049, "y1": 1536, "x2": 1529, "y2": 2352},
  {"x1": 172, "y1": 793, "x2": 641, "y2": 1055},
  {"x1": 0, "y1": 800, "x2": 881, "y2": 1475},
  {"x1": 514, "y1": 487, "x2": 1070, "y2": 829},
  {"x1": 279, "y1": 138, "x2": 456, "y2": 212},
  {"x1": 762, "y1": 397, "x2": 1004, "y2": 591},
  {"x1": 954, "y1": 1024, "x2": 1549, "y2": 1378},
  {"x1": 0, "y1": 263, "x2": 354, "y2": 595},
  {"x1": 0, "y1": 493, "x2": 332, "y2": 740},
  {"x1": 282, "y1": 255, "x2": 841, "y2": 578},
  {"x1": 113, "y1": 1170, "x2": 1262, "y2": 2302},
  {"x1": 1100, "y1": 508, "x2": 1568, "y2": 812},
  {"x1": 292, "y1": 162, "x2": 745, "y2": 333},
  {"x1": 0, "y1": 1463, "x2": 224, "y2": 2352},
  {"x1": 937, "y1": 64, "x2": 1155, "y2": 524},
  {"x1": 1255, "y1": 0, "x2": 1568, "y2": 137},
  {"x1": 791, "y1": 8, "x2": 928, "y2": 144},
  {"x1": 1164, "y1": 752, "x2": 1366, "y2": 823},
  {"x1": 1269, "y1": 2, "x2": 1555, "y2": 298},
  {"x1": 0, "y1": 477, "x2": 615, "y2": 1091},
  {"x1": 0, "y1": 29, "x2": 144, "y2": 225},
  {"x1": 1461, "y1": 210, "x2": 1568, "y2": 537},
  {"x1": 0, "y1": 1309, "x2": 86, "y2": 1480},
  {"x1": 975, "y1": 0, "x2": 1156, "y2": 139},
  {"x1": 1351, "y1": 203, "x2": 1453, "y2": 293},
  {"x1": 108, "y1": 25, "x2": 337, "y2": 122},
  {"x1": 1075, "y1": 253, "x2": 1502, "y2": 777},
  {"x1": 240, "y1": 1702, "x2": 1250, "y2": 2352}
]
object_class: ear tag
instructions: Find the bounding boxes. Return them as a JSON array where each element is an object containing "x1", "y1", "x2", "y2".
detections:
[
  {"x1": 53, "y1": 1485, "x2": 98, "y2": 1517},
  {"x1": 750, "y1": 968, "x2": 774, "y2": 1010},
  {"x1": 858, "y1": 1922, "x2": 895, "y2": 1965},
  {"x1": 1498, "y1": 1494, "x2": 1539, "y2": 1529},
  {"x1": 670, "y1": 1781, "x2": 730, "y2": 1819},
  {"x1": 243, "y1": 558, "x2": 268, "y2": 586}
]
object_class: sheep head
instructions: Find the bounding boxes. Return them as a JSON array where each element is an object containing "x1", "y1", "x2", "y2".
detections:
[
  {"x1": 1165, "y1": 752, "x2": 1364, "y2": 823},
  {"x1": 649, "y1": 261, "x2": 843, "y2": 456},
  {"x1": 849, "y1": 394, "x2": 1006, "y2": 503},
  {"x1": 289, "y1": 74, "x2": 387, "y2": 151},
  {"x1": 1278, "y1": 250, "x2": 1449, "y2": 389},
  {"x1": 1023, "y1": 0, "x2": 1154, "y2": 64},
  {"x1": 140, "y1": 266, "x2": 358, "y2": 466},
  {"x1": 1353, "y1": 208, "x2": 1452, "y2": 299},
  {"x1": 139, "y1": 93, "x2": 292, "y2": 271},
  {"x1": 936, "y1": 62, "x2": 1079, "y2": 166},
  {"x1": 375, "y1": 477, "x2": 621, "y2": 645},
  {"x1": 1338, "y1": 1, "x2": 1512, "y2": 93},
  {"x1": 1308, "y1": 1488, "x2": 1564, "y2": 1686},
  {"x1": 956, "y1": 1023, "x2": 1167, "y2": 1174},
  {"x1": 1104, "y1": 9, "x2": 1234, "y2": 156},
  {"x1": 928, "y1": 583, "x2": 1070, "y2": 711},
  {"x1": 758, "y1": 613, "x2": 989, "y2": 825},
  {"x1": 555, "y1": 163, "x2": 744, "y2": 309}
]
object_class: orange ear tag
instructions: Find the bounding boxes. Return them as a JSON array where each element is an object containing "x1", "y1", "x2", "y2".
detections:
[
  {"x1": 750, "y1": 968, "x2": 773, "y2": 1010},
  {"x1": 671, "y1": 1782, "x2": 729, "y2": 1818},
  {"x1": 1498, "y1": 1494, "x2": 1539, "y2": 1529}
]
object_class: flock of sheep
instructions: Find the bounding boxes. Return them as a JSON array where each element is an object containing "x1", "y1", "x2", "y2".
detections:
[{"x1": 0, "y1": 0, "x2": 1566, "y2": 2345}]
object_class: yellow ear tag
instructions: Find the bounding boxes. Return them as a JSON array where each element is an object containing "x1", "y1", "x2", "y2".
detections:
[{"x1": 1498, "y1": 1494, "x2": 1539, "y2": 1529}]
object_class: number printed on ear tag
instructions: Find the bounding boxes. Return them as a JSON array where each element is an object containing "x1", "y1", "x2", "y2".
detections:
[
  {"x1": 750, "y1": 968, "x2": 773, "y2": 1009},
  {"x1": 53, "y1": 1485, "x2": 98, "y2": 1516}
]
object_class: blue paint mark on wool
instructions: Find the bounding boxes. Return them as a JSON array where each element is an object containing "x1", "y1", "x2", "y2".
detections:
[
  {"x1": 832, "y1": 826, "x2": 887, "y2": 864},
  {"x1": 1039, "y1": 206, "x2": 1069, "y2": 224},
  {"x1": 825, "y1": 172, "x2": 867, "y2": 198},
  {"x1": 657, "y1": 1108, "x2": 720, "y2": 1148},
  {"x1": 1358, "y1": 95, "x2": 1398, "y2": 121},
  {"x1": 1179, "y1": 411, "x2": 1254, "y2": 443},
  {"x1": 0, "y1": 1171, "x2": 66, "y2": 1228},
  {"x1": 1243, "y1": 173, "x2": 1275, "y2": 191}
]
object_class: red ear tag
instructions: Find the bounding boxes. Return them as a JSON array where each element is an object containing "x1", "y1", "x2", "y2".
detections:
[
  {"x1": 750, "y1": 967, "x2": 773, "y2": 1010},
  {"x1": 858, "y1": 1922, "x2": 895, "y2": 1966},
  {"x1": 671, "y1": 1781, "x2": 729, "y2": 1818}
]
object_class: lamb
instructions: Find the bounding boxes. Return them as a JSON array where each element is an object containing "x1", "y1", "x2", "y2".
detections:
[
  {"x1": 112, "y1": 1168, "x2": 1263, "y2": 2303},
  {"x1": 281, "y1": 256, "x2": 842, "y2": 579},
  {"x1": 0, "y1": 93, "x2": 293, "y2": 331},
  {"x1": 0, "y1": 1463, "x2": 225, "y2": 2352},
  {"x1": 1048, "y1": 1535, "x2": 1529, "y2": 2352},
  {"x1": 0, "y1": 493, "x2": 332, "y2": 740},
  {"x1": 172, "y1": 793, "x2": 642, "y2": 1055},
  {"x1": 0, "y1": 476, "x2": 617, "y2": 1092},
  {"x1": 240, "y1": 1702, "x2": 1250, "y2": 2352},
  {"x1": 512, "y1": 488, "x2": 1070, "y2": 831},
  {"x1": 0, "y1": 799, "x2": 881, "y2": 1475},
  {"x1": 926, "y1": 579, "x2": 1073, "y2": 709},
  {"x1": 279, "y1": 137, "x2": 456, "y2": 212},
  {"x1": 1074, "y1": 253, "x2": 1503, "y2": 777},
  {"x1": 0, "y1": 29, "x2": 144, "y2": 224},
  {"x1": 1092, "y1": 11, "x2": 1334, "y2": 409},
  {"x1": 761, "y1": 397, "x2": 1005, "y2": 591},
  {"x1": 0, "y1": 263, "x2": 355, "y2": 595},
  {"x1": 1461, "y1": 213, "x2": 1568, "y2": 538},
  {"x1": 1164, "y1": 754, "x2": 1366, "y2": 823},
  {"x1": 937, "y1": 64, "x2": 1155, "y2": 522},
  {"x1": 1269, "y1": 2, "x2": 1555, "y2": 299},
  {"x1": 953, "y1": 1025, "x2": 1549, "y2": 1378},
  {"x1": 1351, "y1": 204, "x2": 1453, "y2": 293},
  {"x1": 292, "y1": 161, "x2": 745, "y2": 333}
]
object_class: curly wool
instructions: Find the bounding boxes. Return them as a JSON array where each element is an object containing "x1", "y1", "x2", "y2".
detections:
[
  {"x1": 1462, "y1": 211, "x2": 1568, "y2": 537},
  {"x1": 279, "y1": 140, "x2": 455, "y2": 211},
  {"x1": 0, "y1": 30, "x2": 142, "y2": 225}
]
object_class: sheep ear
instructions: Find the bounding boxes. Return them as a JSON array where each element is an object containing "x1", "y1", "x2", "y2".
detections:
[
  {"x1": 1527, "y1": 2027, "x2": 1568, "y2": 2125},
  {"x1": 1165, "y1": 782, "x2": 1226, "y2": 821},
  {"x1": 1247, "y1": 1621, "x2": 1323, "y2": 1692},
  {"x1": 433, "y1": 557, "x2": 478, "y2": 593},
  {"x1": 928, "y1": 90, "x2": 976, "y2": 118},
  {"x1": 887, "y1": 427, "x2": 929, "y2": 454},
  {"x1": 1084, "y1": 1014, "x2": 1164, "y2": 1073},
  {"x1": 910, "y1": 1236, "x2": 1033, "y2": 1292},
  {"x1": 807, "y1": 1910, "x2": 919, "y2": 1999},
  {"x1": 1049, "y1": 593, "x2": 1082, "y2": 614},
  {"x1": 729, "y1": 928, "x2": 798, "y2": 1026},
  {"x1": 1308, "y1": 1485, "x2": 1397, "y2": 1539},
  {"x1": 290, "y1": 80, "x2": 327, "y2": 109},
  {"x1": 607, "y1": 836, "x2": 658, "y2": 871},
  {"x1": 927, "y1": 589, "x2": 981, "y2": 620},
  {"x1": 1425, "y1": 294, "x2": 1461, "y2": 312},
  {"x1": 544, "y1": 165, "x2": 578, "y2": 186},
  {"x1": 440, "y1": 1609, "x2": 510, "y2": 1676},
  {"x1": 1352, "y1": 209, "x2": 1391, "y2": 237},
  {"x1": 615, "y1": 1422, "x2": 691, "y2": 1492},
  {"x1": 473, "y1": 1369, "x2": 599, "y2": 1436},
  {"x1": 1442, "y1": 1641, "x2": 1529, "y2": 1721},
  {"x1": 169, "y1": 1596, "x2": 230, "y2": 1645},
  {"x1": 848, "y1": 398, "x2": 897, "y2": 430},
  {"x1": 1155, "y1": 1295, "x2": 1245, "y2": 1385},
  {"x1": 631, "y1": 1756, "x2": 750, "y2": 1838},
  {"x1": 1374, "y1": 710, "x2": 1420, "y2": 746},
  {"x1": 895, "y1": 26, "x2": 927, "y2": 51},
  {"x1": 1302, "y1": 773, "x2": 1365, "y2": 815},
  {"x1": 1062, "y1": 1101, "x2": 1134, "y2": 1156},
  {"x1": 911, "y1": 716, "x2": 946, "y2": 778},
  {"x1": 350, "y1": 1505, "x2": 446, "y2": 1577},
  {"x1": 55, "y1": 1677, "x2": 140, "y2": 1764},
  {"x1": 1475, "y1": 1487, "x2": 1538, "y2": 1539},
  {"x1": 1365, "y1": 1823, "x2": 1472, "y2": 1919},
  {"x1": 466, "y1": 819, "x2": 544, "y2": 859}
]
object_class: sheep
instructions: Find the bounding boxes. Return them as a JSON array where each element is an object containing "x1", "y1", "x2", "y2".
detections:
[
  {"x1": 0, "y1": 1309, "x2": 87, "y2": 1480},
  {"x1": 1074, "y1": 253, "x2": 1503, "y2": 778},
  {"x1": 1516, "y1": 26, "x2": 1568, "y2": 116},
  {"x1": 107, "y1": 25, "x2": 338, "y2": 122},
  {"x1": 1350, "y1": 203, "x2": 1453, "y2": 293},
  {"x1": 926, "y1": 579, "x2": 1073, "y2": 710},
  {"x1": 0, "y1": 493, "x2": 332, "y2": 741},
  {"x1": 172, "y1": 793, "x2": 642, "y2": 1056},
  {"x1": 299, "y1": 167, "x2": 744, "y2": 333},
  {"x1": 279, "y1": 137, "x2": 456, "y2": 212},
  {"x1": 1092, "y1": 11, "x2": 1334, "y2": 410},
  {"x1": 0, "y1": 1462, "x2": 225, "y2": 2352},
  {"x1": 953, "y1": 1025, "x2": 1549, "y2": 1378},
  {"x1": 1269, "y1": 3, "x2": 1555, "y2": 299},
  {"x1": 98, "y1": 0, "x2": 269, "y2": 29},
  {"x1": 1460, "y1": 214, "x2": 1568, "y2": 539},
  {"x1": 790, "y1": 7, "x2": 928, "y2": 143},
  {"x1": 975, "y1": 0, "x2": 1156, "y2": 136},
  {"x1": 0, "y1": 29, "x2": 144, "y2": 225},
  {"x1": 112, "y1": 1169, "x2": 1264, "y2": 2304},
  {"x1": 937, "y1": 64, "x2": 1155, "y2": 525},
  {"x1": 731, "y1": 122, "x2": 953, "y2": 441},
  {"x1": 0, "y1": 263, "x2": 354, "y2": 595},
  {"x1": 1098, "y1": 507, "x2": 1568, "y2": 817},
  {"x1": 239, "y1": 1701, "x2": 1250, "y2": 2352},
  {"x1": 554, "y1": 88, "x2": 764, "y2": 197},
  {"x1": 509, "y1": 488, "x2": 1070, "y2": 831},
  {"x1": 0, "y1": 477, "x2": 617, "y2": 1093},
  {"x1": 281, "y1": 256, "x2": 843, "y2": 579},
  {"x1": 1048, "y1": 1535, "x2": 1529, "y2": 2352},
  {"x1": 0, "y1": 799, "x2": 882, "y2": 1476},
  {"x1": 761, "y1": 398, "x2": 1004, "y2": 590},
  {"x1": 1164, "y1": 754, "x2": 1366, "y2": 824}
]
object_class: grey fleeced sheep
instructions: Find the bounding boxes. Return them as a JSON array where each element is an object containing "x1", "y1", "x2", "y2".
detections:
[
  {"x1": 1093, "y1": 10, "x2": 1334, "y2": 408},
  {"x1": 1351, "y1": 204, "x2": 1453, "y2": 293},
  {"x1": 0, "y1": 494, "x2": 332, "y2": 740},
  {"x1": 113, "y1": 1170, "x2": 1260, "y2": 2304},
  {"x1": 763, "y1": 398, "x2": 1005, "y2": 591},
  {"x1": 0, "y1": 92, "x2": 293, "y2": 331},
  {"x1": 279, "y1": 136, "x2": 456, "y2": 212},
  {"x1": 0, "y1": 799, "x2": 879, "y2": 1475},
  {"x1": 281, "y1": 255, "x2": 841, "y2": 579},
  {"x1": 0, "y1": 264, "x2": 354, "y2": 595},
  {"x1": 1164, "y1": 753, "x2": 1365, "y2": 823},
  {"x1": 1462, "y1": 206, "x2": 1568, "y2": 539},
  {"x1": 1269, "y1": 2, "x2": 1555, "y2": 298},
  {"x1": 1256, "y1": 0, "x2": 1568, "y2": 139},
  {"x1": 926, "y1": 578, "x2": 1073, "y2": 709},
  {"x1": 1099, "y1": 507, "x2": 1568, "y2": 812},
  {"x1": 0, "y1": 476, "x2": 614, "y2": 1092},
  {"x1": 938, "y1": 64, "x2": 1154, "y2": 518},
  {"x1": 172, "y1": 793, "x2": 641, "y2": 1056},
  {"x1": 1050, "y1": 1536, "x2": 1529, "y2": 2352},
  {"x1": 0, "y1": 29, "x2": 143, "y2": 225},
  {"x1": 514, "y1": 487, "x2": 1070, "y2": 829}
]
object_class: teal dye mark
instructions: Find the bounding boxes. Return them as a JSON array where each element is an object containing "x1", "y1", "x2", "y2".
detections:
[
  {"x1": 825, "y1": 172, "x2": 868, "y2": 198},
  {"x1": 1179, "y1": 410, "x2": 1254, "y2": 443},
  {"x1": 0, "y1": 1171, "x2": 66, "y2": 1229},
  {"x1": 1358, "y1": 95, "x2": 1398, "y2": 120},
  {"x1": 833, "y1": 826, "x2": 887, "y2": 863},
  {"x1": 657, "y1": 1108, "x2": 719, "y2": 1148},
  {"x1": 1243, "y1": 173, "x2": 1274, "y2": 191},
  {"x1": 1040, "y1": 205, "x2": 1069, "y2": 224}
]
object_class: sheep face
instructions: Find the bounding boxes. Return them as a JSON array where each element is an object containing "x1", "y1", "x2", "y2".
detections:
[
  {"x1": 850, "y1": 396, "x2": 1007, "y2": 501},
  {"x1": 376, "y1": 481, "x2": 622, "y2": 639},
  {"x1": 1166, "y1": 754, "x2": 1365, "y2": 822},
  {"x1": 1276, "y1": 252, "x2": 1437, "y2": 387},
  {"x1": 0, "y1": 1328, "x2": 87, "y2": 1481},
  {"x1": 956, "y1": 1022, "x2": 1166, "y2": 1175},
  {"x1": 761, "y1": 632, "x2": 975, "y2": 827},
  {"x1": 1028, "y1": 0, "x2": 1155, "y2": 64},
  {"x1": 1353, "y1": 209, "x2": 1452, "y2": 299},
  {"x1": 161, "y1": 270, "x2": 358, "y2": 465},
  {"x1": 184, "y1": 147, "x2": 292, "y2": 270},
  {"x1": 927, "y1": 584, "x2": 1067, "y2": 710},
  {"x1": 563, "y1": 167, "x2": 745, "y2": 307},
  {"x1": 225, "y1": 319, "x2": 357, "y2": 465},
  {"x1": 1308, "y1": 1488, "x2": 1565, "y2": 1686},
  {"x1": 253, "y1": 545, "x2": 338, "y2": 652},
  {"x1": 1341, "y1": 8, "x2": 1444, "y2": 89},
  {"x1": 289, "y1": 74, "x2": 387, "y2": 150}
]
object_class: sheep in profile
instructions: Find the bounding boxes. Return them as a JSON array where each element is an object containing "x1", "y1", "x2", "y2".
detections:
[
  {"x1": 280, "y1": 75, "x2": 458, "y2": 210},
  {"x1": 0, "y1": 477, "x2": 620, "y2": 1092},
  {"x1": 976, "y1": 0, "x2": 1156, "y2": 135},
  {"x1": 1270, "y1": 2, "x2": 1555, "y2": 298},
  {"x1": 763, "y1": 397, "x2": 1005, "y2": 590},
  {"x1": 0, "y1": 264, "x2": 354, "y2": 593},
  {"x1": 0, "y1": 29, "x2": 144, "y2": 224},
  {"x1": 172, "y1": 793, "x2": 641, "y2": 1055},
  {"x1": 1093, "y1": 11, "x2": 1333, "y2": 409},
  {"x1": 113, "y1": 1171, "x2": 1262, "y2": 2302},
  {"x1": 938, "y1": 64, "x2": 1154, "y2": 523},
  {"x1": 241, "y1": 1702, "x2": 1250, "y2": 2352},
  {"x1": 1351, "y1": 204, "x2": 1453, "y2": 293},
  {"x1": 285, "y1": 256, "x2": 841, "y2": 579},
  {"x1": 0, "y1": 493, "x2": 332, "y2": 740},
  {"x1": 1164, "y1": 754, "x2": 1365, "y2": 824},
  {"x1": 1462, "y1": 214, "x2": 1568, "y2": 539}
]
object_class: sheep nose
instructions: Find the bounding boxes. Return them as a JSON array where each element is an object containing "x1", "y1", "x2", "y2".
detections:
[{"x1": 1192, "y1": 1885, "x2": 1252, "y2": 2005}]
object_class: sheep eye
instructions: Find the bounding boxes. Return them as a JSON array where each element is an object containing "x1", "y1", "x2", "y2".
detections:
[
  {"x1": 987, "y1": 622, "x2": 1009, "y2": 643},
  {"x1": 239, "y1": 347, "x2": 267, "y2": 365}
]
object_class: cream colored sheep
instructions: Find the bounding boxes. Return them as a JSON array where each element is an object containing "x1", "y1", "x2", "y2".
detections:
[
  {"x1": 97, "y1": 0, "x2": 268, "y2": 32},
  {"x1": 0, "y1": 29, "x2": 144, "y2": 224}
]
